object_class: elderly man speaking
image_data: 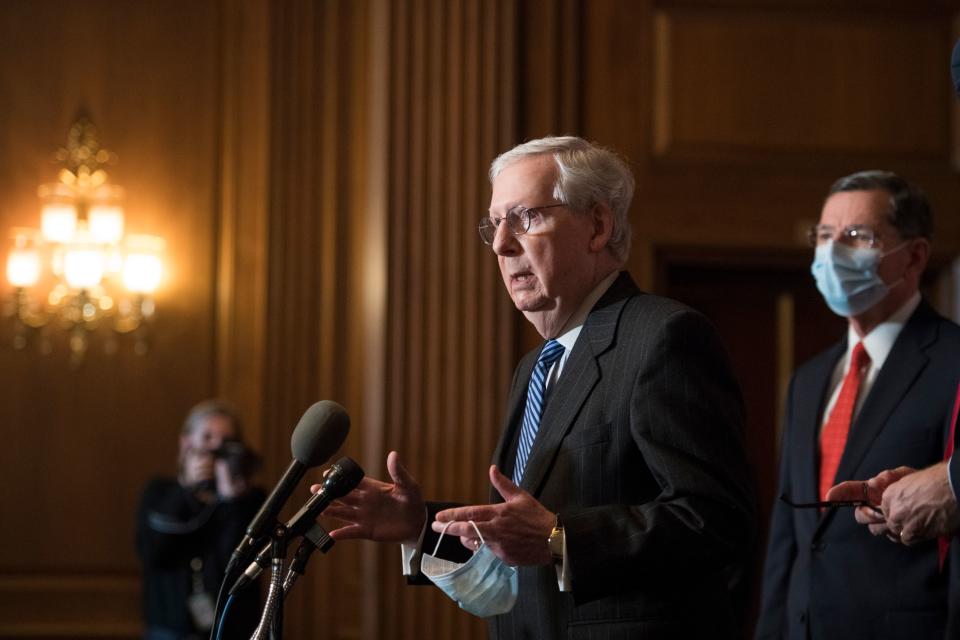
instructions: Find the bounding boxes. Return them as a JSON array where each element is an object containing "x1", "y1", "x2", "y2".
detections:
[{"x1": 322, "y1": 136, "x2": 756, "y2": 639}]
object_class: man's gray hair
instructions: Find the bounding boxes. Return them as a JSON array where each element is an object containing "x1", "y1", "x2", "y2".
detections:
[
  {"x1": 489, "y1": 136, "x2": 635, "y2": 262},
  {"x1": 828, "y1": 170, "x2": 933, "y2": 240}
]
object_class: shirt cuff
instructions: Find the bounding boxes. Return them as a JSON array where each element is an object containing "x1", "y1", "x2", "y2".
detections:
[
  {"x1": 401, "y1": 542, "x2": 418, "y2": 576},
  {"x1": 400, "y1": 505, "x2": 432, "y2": 577}
]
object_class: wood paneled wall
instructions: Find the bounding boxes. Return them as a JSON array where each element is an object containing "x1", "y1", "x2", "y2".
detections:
[
  {"x1": 0, "y1": 1, "x2": 958, "y2": 639},
  {"x1": 372, "y1": 2, "x2": 519, "y2": 638},
  {"x1": 0, "y1": 1, "x2": 224, "y2": 636}
]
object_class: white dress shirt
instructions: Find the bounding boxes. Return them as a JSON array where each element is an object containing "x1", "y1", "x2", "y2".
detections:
[{"x1": 819, "y1": 292, "x2": 921, "y2": 433}]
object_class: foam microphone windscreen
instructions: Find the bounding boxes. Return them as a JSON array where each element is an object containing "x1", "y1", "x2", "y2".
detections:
[{"x1": 292, "y1": 400, "x2": 351, "y2": 465}]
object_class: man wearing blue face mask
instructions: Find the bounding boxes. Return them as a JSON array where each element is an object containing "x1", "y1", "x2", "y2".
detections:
[{"x1": 756, "y1": 170, "x2": 960, "y2": 640}]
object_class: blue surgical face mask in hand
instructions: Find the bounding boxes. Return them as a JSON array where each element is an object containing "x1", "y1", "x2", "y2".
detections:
[
  {"x1": 811, "y1": 240, "x2": 907, "y2": 317},
  {"x1": 420, "y1": 520, "x2": 518, "y2": 618}
]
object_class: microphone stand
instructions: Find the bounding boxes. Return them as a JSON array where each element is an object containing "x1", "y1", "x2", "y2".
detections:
[
  {"x1": 249, "y1": 524, "x2": 289, "y2": 640},
  {"x1": 248, "y1": 523, "x2": 335, "y2": 640},
  {"x1": 282, "y1": 524, "x2": 335, "y2": 595}
]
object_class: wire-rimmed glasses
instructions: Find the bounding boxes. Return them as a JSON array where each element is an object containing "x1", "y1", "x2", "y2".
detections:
[
  {"x1": 478, "y1": 203, "x2": 566, "y2": 245},
  {"x1": 806, "y1": 224, "x2": 881, "y2": 249}
]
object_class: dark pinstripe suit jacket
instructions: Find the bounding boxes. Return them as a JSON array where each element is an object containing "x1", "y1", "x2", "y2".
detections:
[
  {"x1": 757, "y1": 300, "x2": 960, "y2": 640},
  {"x1": 419, "y1": 272, "x2": 756, "y2": 639}
]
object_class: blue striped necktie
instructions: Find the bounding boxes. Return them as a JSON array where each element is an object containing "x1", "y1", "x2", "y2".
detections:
[{"x1": 513, "y1": 339, "x2": 565, "y2": 483}]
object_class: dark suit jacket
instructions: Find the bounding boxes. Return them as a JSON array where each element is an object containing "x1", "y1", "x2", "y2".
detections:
[
  {"x1": 420, "y1": 272, "x2": 756, "y2": 639},
  {"x1": 757, "y1": 300, "x2": 960, "y2": 640}
]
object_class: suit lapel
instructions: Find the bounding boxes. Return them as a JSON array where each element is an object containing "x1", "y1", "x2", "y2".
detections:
[
  {"x1": 491, "y1": 354, "x2": 536, "y2": 478},
  {"x1": 832, "y1": 304, "x2": 935, "y2": 484},
  {"x1": 796, "y1": 342, "x2": 845, "y2": 506},
  {"x1": 517, "y1": 273, "x2": 635, "y2": 496}
]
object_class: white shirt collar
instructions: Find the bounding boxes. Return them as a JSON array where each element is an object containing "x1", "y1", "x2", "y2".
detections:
[
  {"x1": 553, "y1": 271, "x2": 620, "y2": 352},
  {"x1": 846, "y1": 291, "x2": 921, "y2": 370}
]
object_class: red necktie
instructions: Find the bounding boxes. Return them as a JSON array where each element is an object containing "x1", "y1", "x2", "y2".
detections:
[
  {"x1": 819, "y1": 342, "x2": 871, "y2": 501},
  {"x1": 937, "y1": 382, "x2": 960, "y2": 570}
]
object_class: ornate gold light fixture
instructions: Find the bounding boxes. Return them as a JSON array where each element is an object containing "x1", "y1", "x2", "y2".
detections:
[{"x1": 4, "y1": 117, "x2": 164, "y2": 363}]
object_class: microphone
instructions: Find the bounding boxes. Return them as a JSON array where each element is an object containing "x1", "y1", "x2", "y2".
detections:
[
  {"x1": 229, "y1": 456, "x2": 364, "y2": 595},
  {"x1": 229, "y1": 401, "x2": 350, "y2": 565},
  {"x1": 283, "y1": 456, "x2": 365, "y2": 536},
  {"x1": 952, "y1": 39, "x2": 960, "y2": 96}
]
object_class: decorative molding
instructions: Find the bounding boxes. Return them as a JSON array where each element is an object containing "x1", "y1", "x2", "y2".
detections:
[{"x1": 652, "y1": 6, "x2": 954, "y2": 169}]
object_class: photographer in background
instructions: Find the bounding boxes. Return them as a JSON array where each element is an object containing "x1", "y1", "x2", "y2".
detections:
[{"x1": 136, "y1": 399, "x2": 265, "y2": 640}]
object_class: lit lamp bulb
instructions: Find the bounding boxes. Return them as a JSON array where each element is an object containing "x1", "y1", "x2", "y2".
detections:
[
  {"x1": 122, "y1": 234, "x2": 164, "y2": 294},
  {"x1": 40, "y1": 202, "x2": 78, "y2": 243},
  {"x1": 7, "y1": 244, "x2": 41, "y2": 288},
  {"x1": 88, "y1": 204, "x2": 125, "y2": 245},
  {"x1": 62, "y1": 230, "x2": 105, "y2": 289}
]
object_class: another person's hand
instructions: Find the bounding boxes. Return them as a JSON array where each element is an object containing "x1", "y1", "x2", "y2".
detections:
[
  {"x1": 880, "y1": 462, "x2": 960, "y2": 545},
  {"x1": 320, "y1": 450, "x2": 426, "y2": 545},
  {"x1": 214, "y1": 458, "x2": 249, "y2": 500},
  {"x1": 827, "y1": 464, "x2": 960, "y2": 544},
  {"x1": 432, "y1": 466, "x2": 556, "y2": 566},
  {"x1": 827, "y1": 467, "x2": 914, "y2": 538},
  {"x1": 180, "y1": 446, "x2": 215, "y2": 488}
]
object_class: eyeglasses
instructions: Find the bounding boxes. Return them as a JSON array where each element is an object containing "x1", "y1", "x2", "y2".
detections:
[
  {"x1": 779, "y1": 493, "x2": 882, "y2": 514},
  {"x1": 806, "y1": 224, "x2": 880, "y2": 249},
  {"x1": 478, "y1": 203, "x2": 566, "y2": 245}
]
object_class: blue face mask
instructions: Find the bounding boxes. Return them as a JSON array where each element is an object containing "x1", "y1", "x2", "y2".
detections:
[
  {"x1": 420, "y1": 521, "x2": 518, "y2": 618},
  {"x1": 811, "y1": 240, "x2": 906, "y2": 317}
]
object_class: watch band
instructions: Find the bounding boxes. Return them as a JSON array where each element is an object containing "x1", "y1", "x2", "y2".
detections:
[{"x1": 547, "y1": 513, "x2": 564, "y2": 562}]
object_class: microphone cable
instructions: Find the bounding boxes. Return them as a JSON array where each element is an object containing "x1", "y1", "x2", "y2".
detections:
[{"x1": 213, "y1": 593, "x2": 235, "y2": 640}]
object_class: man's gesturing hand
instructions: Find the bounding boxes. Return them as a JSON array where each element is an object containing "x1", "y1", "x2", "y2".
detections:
[
  {"x1": 319, "y1": 450, "x2": 426, "y2": 545},
  {"x1": 432, "y1": 466, "x2": 556, "y2": 566}
]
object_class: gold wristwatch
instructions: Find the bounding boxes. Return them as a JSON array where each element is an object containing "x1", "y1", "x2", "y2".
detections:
[{"x1": 547, "y1": 514, "x2": 564, "y2": 563}]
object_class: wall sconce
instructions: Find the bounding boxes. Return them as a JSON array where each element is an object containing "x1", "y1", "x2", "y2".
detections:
[{"x1": 4, "y1": 116, "x2": 164, "y2": 364}]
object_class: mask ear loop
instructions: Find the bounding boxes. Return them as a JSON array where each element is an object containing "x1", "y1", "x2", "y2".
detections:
[
  {"x1": 468, "y1": 520, "x2": 485, "y2": 546},
  {"x1": 880, "y1": 240, "x2": 910, "y2": 259},
  {"x1": 429, "y1": 520, "x2": 486, "y2": 556},
  {"x1": 879, "y1": 240, "x2": 914, "y2": 293}
]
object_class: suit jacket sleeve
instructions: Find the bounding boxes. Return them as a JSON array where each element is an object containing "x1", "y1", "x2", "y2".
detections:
[{"x1": 562, "y1": 307, "x2": 756, "y2": 603}]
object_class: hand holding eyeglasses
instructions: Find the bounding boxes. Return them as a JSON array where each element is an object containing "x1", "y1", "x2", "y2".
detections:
[
  {"x1": 825, "y1": 469, "x2": 916, "y2": 542},
  {"x1": 779, "y1": 492, "x2": 883, "y2": 514},
  {"x1": 782, "y1": 482, "x2": 896, "y2": 540}
]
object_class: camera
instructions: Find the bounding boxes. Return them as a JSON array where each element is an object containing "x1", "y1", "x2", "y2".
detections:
[{"x1": 211, "y1": 440, "x2": 262, "y2": 479}]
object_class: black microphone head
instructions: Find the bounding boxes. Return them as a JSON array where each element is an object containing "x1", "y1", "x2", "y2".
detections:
[
  {"x1": 291, "y1": 401, "x2": 350, "y2": 467},
  {"x1": 322, "y1": 456, "x2": 365, "y2": 499},
  {"x1": 952, "y1": 39, "x2": 960, "y2": 97}
]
